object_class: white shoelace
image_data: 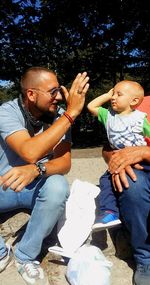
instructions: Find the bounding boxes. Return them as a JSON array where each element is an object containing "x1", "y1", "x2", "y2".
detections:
[{"x1": 24, "y1": 261, "x2": 40, "y2": 278}]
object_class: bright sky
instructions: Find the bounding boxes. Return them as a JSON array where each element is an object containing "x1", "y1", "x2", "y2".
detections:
[{"x1": 0, "y1": 80, "x2": 11, "y2": 87}]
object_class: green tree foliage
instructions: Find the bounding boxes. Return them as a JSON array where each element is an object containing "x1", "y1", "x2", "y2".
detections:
[
  {"x1": 0, "y1": 0, "x2": 150, "y2": 90},
  {"x1": 0, "y1": 0, "x2": 149, "y2": 146},
  {"x1": 0, "y1": 84, "x2": 19, "y2": 105},
  {"x1": 0, "y1": 0, "x2": 41, "y2": 84}
]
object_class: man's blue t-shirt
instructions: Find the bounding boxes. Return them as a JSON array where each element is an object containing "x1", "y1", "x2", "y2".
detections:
[{"x1": 0, "y1": 98, "x2": 71, "y2": 176}]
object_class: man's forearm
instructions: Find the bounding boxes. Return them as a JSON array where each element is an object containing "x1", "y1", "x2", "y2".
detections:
[
  {"x1": 7, "y1": 114, "x2": 73, "y2": 164},
  {"x1": 44, "y1": 155, "x2": 71, "y2": 176}
]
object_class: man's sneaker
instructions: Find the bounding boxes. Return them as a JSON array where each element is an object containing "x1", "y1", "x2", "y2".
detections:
[
  {"x1": 0, "y1": 245, "x2": 13, "y2": 272},
  {"x1": 92, "y1": 211, "x2": 122, "y2": 231},
  {"x1": 134, "y1": 264, "x2": 150, "y2": 285},
  {"x1": 15, "y1": 260, "x2": 49, "y2": 285}
]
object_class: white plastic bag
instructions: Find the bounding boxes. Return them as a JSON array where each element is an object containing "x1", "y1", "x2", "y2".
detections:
[
  {"x1": 57, "y1": 179, "x2": 100, "y2": 254},
  {"x1": 66, "y1": 245, "x2": 112, "y2": 285}
]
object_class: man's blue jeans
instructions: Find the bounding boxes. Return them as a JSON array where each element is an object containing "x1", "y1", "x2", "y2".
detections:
[
  {"x1": 0, "y1": 174, "x2": 69, "y2": 262},
  {"x1": 118, "y1": 169, "x2": 150, "y2": 266}
]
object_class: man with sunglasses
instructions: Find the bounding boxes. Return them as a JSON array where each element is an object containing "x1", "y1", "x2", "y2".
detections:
[{"x1": 0, "y1": 66, "x2": 89, "y2": 285}]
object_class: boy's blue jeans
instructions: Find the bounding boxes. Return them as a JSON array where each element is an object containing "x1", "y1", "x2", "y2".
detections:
[
  {"x1": 0, "y1": 174, "x2": 69, "y2": 262},
  {"x1": 98, "y1": 170, "x2": 120, "y2": 216}
]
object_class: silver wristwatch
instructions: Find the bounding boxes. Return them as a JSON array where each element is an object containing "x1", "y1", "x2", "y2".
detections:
[{"x1": 36, "y1": 162, "x2": 46, "y2": 176}]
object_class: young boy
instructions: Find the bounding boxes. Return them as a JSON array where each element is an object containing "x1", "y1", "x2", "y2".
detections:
[{"x1": 87, "y1": 80, "x2": 150, "y2": 231}]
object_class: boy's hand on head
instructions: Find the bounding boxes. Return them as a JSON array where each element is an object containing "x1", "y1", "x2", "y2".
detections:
[
  {"x1": 104, "y1": 88, "x2": 114, "y2": 101},
  {"x1": 107, "y1": 88, "x2": 114, "y2": 99}
]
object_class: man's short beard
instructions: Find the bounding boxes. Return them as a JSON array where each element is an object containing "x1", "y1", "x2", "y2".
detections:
[{"x1": 40, "y1": 111, "x2": 56, "y2": 124}]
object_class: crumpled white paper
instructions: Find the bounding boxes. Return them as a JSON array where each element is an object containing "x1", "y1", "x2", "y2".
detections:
[{"x1": 57, "y1": 179, "x2": 100, "y2": 253}]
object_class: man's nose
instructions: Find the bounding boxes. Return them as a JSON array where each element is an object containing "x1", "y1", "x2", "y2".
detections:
[{"x1": 55, "y1": 91, "x2": 63, "y2": 100}]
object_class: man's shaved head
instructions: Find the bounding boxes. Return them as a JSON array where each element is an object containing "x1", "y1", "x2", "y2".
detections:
[{"x1": 20, "y1": 67, "x2": 56, "y2": 95}]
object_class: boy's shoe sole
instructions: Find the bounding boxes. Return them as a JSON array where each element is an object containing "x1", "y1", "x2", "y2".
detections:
[{"x1": 92, "y1": 219, "x2": 122, "y2": 232}]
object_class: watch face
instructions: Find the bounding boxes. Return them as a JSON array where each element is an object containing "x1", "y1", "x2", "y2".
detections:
[
  {"x1": 40, "y1": 163, "x2": 46, "y2": 171},
  {"x1": 38, "y1": 162, "x2": 46, "y2": 175}
]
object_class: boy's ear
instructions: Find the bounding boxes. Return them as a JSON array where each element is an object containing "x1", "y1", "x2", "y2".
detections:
[{"x1": 130, "y1": 97, "x2": 140, "y2": 108}]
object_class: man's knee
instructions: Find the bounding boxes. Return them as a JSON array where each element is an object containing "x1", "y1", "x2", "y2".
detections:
[
  {"x1": 40, "y1": 175, "x2": 69, "y2": 205},
  {"x1": 120, "y1": 170, "x2": 150, "y2": 205}
]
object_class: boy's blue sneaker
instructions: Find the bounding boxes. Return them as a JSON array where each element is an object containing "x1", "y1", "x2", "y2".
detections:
[{"x1": 92, "y1": 211, "x2": 122, "y2": 232}]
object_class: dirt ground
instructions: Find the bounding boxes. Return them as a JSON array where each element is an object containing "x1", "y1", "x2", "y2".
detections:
[{"x1": 71, "y1": 146, "x2": 103, "y2": 158}]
